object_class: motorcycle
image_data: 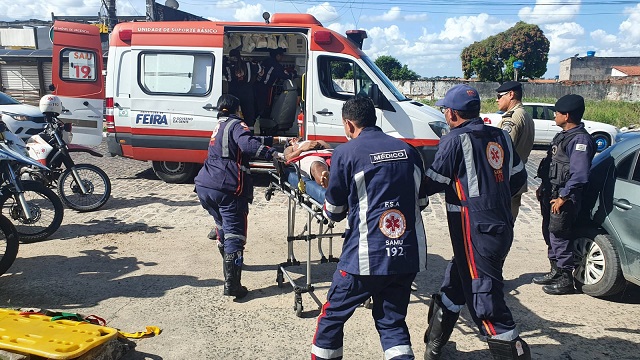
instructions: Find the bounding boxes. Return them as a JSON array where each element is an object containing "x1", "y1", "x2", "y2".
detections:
[
  {"x1": 0, "y1": 214, "x2": 19, "y2": 276},
  {"x1": 20, "y1": 112, "x2": 111, "y2": 212},
  {"x1": 0, "y1": 124, "x2": 64, "y2": 243}
]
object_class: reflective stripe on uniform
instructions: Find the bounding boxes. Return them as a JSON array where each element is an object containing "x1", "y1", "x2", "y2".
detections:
[
  {"x1": 263, "y1": 67, "x2": 274, "y2": 84},
  {"x1": 311, "y1": 345, "x2": 343, "y2": 359},
  {"x1": 225, "y1": 233, "x2": 247, "y2": 242},
  {"x1": 446, "y1": 203, "x2": 461, "y2": 212},
  {"x1": 255, "y1": 144, "x2": 266, "y2": 158},
  {"x1": 413, "y1": 164, "x2": 427, "y2": 271},
  {"x1": 384, "y1": 345, "x2": 414, "y2": 359},
  {"x1": 426, "y1": 168, "x2": 451, "y2": 185},
  {"x1": 221, "y1": 118, "x2": 240, "y2": 158},
  {"x1": 460, "y1": 133, "x2": 479, "y2": 197},
  {"x1": 503, "y1": 129, "x2": 515, "y2": 176},
  {"x1": 355, "y1": 170, "x2": 370, "y2": 275},
  {"x1": 491, "y1": 327, "x2": 519, "y2": 341},
  {"x1": 324, "y1": 200, "x2": 346, "y2": 214}
]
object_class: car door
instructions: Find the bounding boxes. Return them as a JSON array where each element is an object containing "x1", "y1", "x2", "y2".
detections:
[
  {"x1": 524, "y1": 104, "x2": 548, "y2": 144},
  {"x1": 51, "y1": 21, "x2": 104, "y2": 146}
]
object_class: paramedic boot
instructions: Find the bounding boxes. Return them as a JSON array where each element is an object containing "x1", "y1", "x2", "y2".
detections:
[
  {"x1": 223, "y1": 250, "x2": 248, "y2": 299},
  {"x1": 423, "y1": 293, "x2": 459, "y2": 360},
  {"x1": 542, "y1": 269, "x2": 575, "y2": 295},
  {"x1": 487, "y1": 337, "x2": 531, "y2": 360},
  {"x1": 218, "y1": 241, "x2": 226, "y2": 278},
  {"x1": 208, "y1": 226, "x2": 218, "y2": 240},
  {"x1": 532, "y1": 260, "x2": 560, "y2": 285}
]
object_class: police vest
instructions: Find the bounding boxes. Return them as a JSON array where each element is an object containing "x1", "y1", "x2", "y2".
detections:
[{"x1": 548, "y1": 127, "x2": 590, "y2": 187}]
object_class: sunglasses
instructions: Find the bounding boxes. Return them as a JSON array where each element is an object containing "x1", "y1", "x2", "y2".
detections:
[
  {"x1": 497, "y1": 91, "x2": 510, "y2": 100},
  {"x1": 439, "y1": 107, "x2": 449, "y2": 114}
]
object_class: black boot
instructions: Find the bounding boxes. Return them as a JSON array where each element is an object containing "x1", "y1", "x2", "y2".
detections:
[
  {"x1": 208, "y1": 227, "x2": 218, "y2": 240},
  {"x1": 487, "y1": 337, "x2": 531, "y2": 360},
  {"x1": 223, "y1": 251, "x2": 248, "y2": 299},
  {"x1": 543, "y1": 269, "x2": 575, "y2": 295},
  {"x1": 217, "y1": 241, "x2": 224, "y2": 258},
  {"x1": 423, "y1": 294, "x2": 460, "y2": 360},
  {"x1": 532, "y1": 260, "x2": 560, "y2": 285}
]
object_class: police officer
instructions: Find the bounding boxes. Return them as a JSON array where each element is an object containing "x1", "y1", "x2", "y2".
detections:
[
  {"x1": 311, "y1": 98, "x2": 428, "y2": 360},
  {"x1": 495, "y1": 81, "x2": 535, "y2": 220},
  {"x1": 423, "y1": 84, "x2": 530, "y2": 360},
  {"x1": 195, "y1": 94, "x2": 288, "y2": 299},
  {"x1": 533, "y1": 94, "x2": 596, "y2": 295}
]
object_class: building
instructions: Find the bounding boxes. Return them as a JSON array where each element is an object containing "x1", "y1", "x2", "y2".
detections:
[{"x1": 559, "y1": 53, "x2": 640, "y2": 81}]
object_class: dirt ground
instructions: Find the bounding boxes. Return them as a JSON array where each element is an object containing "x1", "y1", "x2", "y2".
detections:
[{"x1": 0, "y1": 148, "x2": 639, "y2": 360}]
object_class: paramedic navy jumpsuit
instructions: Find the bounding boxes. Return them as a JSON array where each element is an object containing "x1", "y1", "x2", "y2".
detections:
[
  {"x1": 424, "y1": 118, "x2": 527, "y2": 340},
  {"x1": 194, "y1": 114, "x2": 277, "y2": 256},
  {"x1": 312, "y1": 126, "x2": 429, "y2": 360}
]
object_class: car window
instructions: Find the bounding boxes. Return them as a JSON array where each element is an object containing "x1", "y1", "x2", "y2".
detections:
[
  {"x1": 616, "y1": 153, "x2": 634, "y2": 180},
  {"x1": 632, "y1": 153, "x2": 640, "y2": 182},
  {"x1": 523, "y1": 105, "x2": 533, "y2": 118},
  {"x1": 543, "y1": 107, "x2": 555, "y2": 120},
  {"x1": 317, "y1": 55, "x2": 374, "y2": 100},
  {"x1": 0, "y1": 92, "x2": 20, "y2": 105}
]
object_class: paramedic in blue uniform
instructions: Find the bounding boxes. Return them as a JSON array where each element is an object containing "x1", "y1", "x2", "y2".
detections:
[
  {"x1": 195, "y1": 94, "x2": 288, "y2": 299},
  {"x1": 255, "y1": 48, "x2": 297, "y2": 118},
  {"x1": 223, "y1": 49, "x2": 260, "y2": 126},
  {"x1": 311, "y1": 98, "x2": 428, "y2": 360},
  {"x1": 533, "y1": 94, "x2": 596, "y2": 295},
  {"x1": 422, "y1": 84, "x2": 531, "y2": 360}
]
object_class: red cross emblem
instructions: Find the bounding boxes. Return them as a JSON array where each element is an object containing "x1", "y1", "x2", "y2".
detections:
[{"x1": 379, "y1": 209, "x2": 406, "y2": 239}]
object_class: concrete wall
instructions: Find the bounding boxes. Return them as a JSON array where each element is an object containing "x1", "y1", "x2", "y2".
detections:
[
  {"x1": 559, "y1": 57, "x2": 640, "y2": 81},
  {"x1": 336, "y1": 79, "x2": 640, "y2": 102}
]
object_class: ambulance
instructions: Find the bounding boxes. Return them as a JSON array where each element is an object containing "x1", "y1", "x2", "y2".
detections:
[{"x1": 51, "y1": 14, "x2": 448, "y2": 183}]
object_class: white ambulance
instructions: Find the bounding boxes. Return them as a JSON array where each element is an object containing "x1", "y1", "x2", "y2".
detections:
[{"x1": 51, "y1": 14, "x2": 448, "y2": 183}]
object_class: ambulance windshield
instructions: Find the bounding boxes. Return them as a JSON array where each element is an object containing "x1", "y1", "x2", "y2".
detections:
[{"x1": 361, "y1": 56, "x2": 409, "y2": 101}]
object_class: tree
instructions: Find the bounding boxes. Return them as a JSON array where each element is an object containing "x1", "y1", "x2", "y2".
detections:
[
  {"x1": 375, "y1": 55, "x2": 420, "y2": 81},
  {"x1": 461, "y1": 22, "x2": 550, "y2": 81}
]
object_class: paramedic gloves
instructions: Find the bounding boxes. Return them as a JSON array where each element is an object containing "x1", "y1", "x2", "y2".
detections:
[{"x1": 275, "y1": 136, "x2": 296, "y2": 145}]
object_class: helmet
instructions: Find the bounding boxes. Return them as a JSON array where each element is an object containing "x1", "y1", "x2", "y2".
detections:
[{"x1": 39, "y1": 95, "x2": 63, "y2": 115}]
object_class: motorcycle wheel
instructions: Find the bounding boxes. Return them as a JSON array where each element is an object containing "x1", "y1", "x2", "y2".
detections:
[
  {"x1": 0, "y1": 215, "x2": 19, "y2": 276},
  {"x1": 57, "y1": 164, "x2": 111, "y2": 212},
  {"x1": 0, "y1": 180, "x2": 64, "y2": 244}
]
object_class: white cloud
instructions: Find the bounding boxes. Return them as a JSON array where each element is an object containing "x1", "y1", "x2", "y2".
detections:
[
  {"x1": 438, "y1": 13, "x2": 511, "y2": 43},
  {"x1": 519, "y1": 0, "x2": 581, "y2": 25},
  {"x1": 0, "y1": 0, "x2": 104, "y2": 20},
  {"x1": 361, "y1": 6, "x2": 427, "y2": 23},
  {"x1": 619, "y1": 4, "x2": 640, "y2": 43},
  {"x1": 233, "y1": 3, "x2": 265, "y2": 22},
  {"x1": 590, "y1": 29, "x2": 617, "y2": 46},
  {"x1": 543, "y1": 22, "x2": 585, "y2": 60},
  {"x1": 216, "y1": 0, "x2": 245, "y2": 9},
  {"x1": 307, "y1": 2, "x2": 339, "y2": 23}
]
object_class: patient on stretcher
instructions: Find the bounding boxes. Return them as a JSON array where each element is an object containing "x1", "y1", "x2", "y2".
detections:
[{"x1": 283, "y1": 139, "x2": 332, "y2": 188}]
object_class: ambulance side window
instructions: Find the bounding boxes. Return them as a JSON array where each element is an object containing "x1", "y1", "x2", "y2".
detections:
[
  {"x1": 117, "y1": 51, "x2": 131, "y2": 97},
  {"x1": 138, "y1": 52, "x2": 214, "y2": 96},
  {"x1": 318, "y1": 56, "x2": 373, "y2": 100},
  {"x1": 60, "y1": 49, "x2": 98, "y2": 82}
]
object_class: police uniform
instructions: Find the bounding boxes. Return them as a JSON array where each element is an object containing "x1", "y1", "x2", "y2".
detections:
[
  {"x1": 424, "y1": 84, "x2": 530, "y2": 360},
  {"x1": 496, "y1": 81, "x2": 535, "y2": 219},
  {"x1": 535, "y1": 94, "x2": 596, "y2": 295},
  {"x1": 311, "y1": 126, "x2": 428, "y2": 360},
  {"x1": 194, "y1": 114, "x2": 277, "y2": 297}
]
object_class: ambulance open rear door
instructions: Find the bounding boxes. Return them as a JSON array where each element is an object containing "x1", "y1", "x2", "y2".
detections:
[{"x1": 51, "y1": 21, "x2": 104, "y2": 146}]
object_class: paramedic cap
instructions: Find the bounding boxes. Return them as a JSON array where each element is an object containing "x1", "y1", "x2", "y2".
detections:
[
  {"x1": 496, "y1": 81, "x2": 522, "y2": 93},
  {"x1": 554, "y1": 94, "x2": 585, "y2": 113},
  {"x1": 229, "y1": 48, "x2": 241, "y2": 57},
  {"x1": 435, "y1": 84, "x2": 481, "y2": 111},
  {"x1": 270, "y1": 47, "x2": 286, "y2": 57}
]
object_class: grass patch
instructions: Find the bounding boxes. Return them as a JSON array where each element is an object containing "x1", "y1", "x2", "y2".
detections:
[{"x1": 420, "y1": 98, "x2": 640, "y2": 129}]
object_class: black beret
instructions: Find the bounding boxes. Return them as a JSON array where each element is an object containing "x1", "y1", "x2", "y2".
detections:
[
  {"x1": 496, "y1": 81, "x2": 522, "y2": 92},
  {"x1": 555, "y1": 94, "x2": 585, "y2": 113}
]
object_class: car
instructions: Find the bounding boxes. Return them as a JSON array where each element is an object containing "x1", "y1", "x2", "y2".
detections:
[
  {"x1": 574, "y1": 132, "x2": 640, "y2": 297},
  {"x1": 481, "y1": 102, "x2": 619, "y2": 152},
  {"x1": 0, "y1": 92, "x2": 46, "y2": 140}
]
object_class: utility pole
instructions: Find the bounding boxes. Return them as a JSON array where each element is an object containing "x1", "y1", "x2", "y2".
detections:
[{"x1": 107, "y1": 0, "x2": 117, "y2": 32}]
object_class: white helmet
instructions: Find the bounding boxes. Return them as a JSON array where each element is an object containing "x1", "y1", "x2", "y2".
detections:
[{"x1": 39, "y1": 95, "x2": 63, "y2": 115}]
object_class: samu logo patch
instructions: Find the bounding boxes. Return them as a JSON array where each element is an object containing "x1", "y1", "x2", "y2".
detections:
[{"x1": 379, "y1": 209, "x2": 406, "y2": 239}]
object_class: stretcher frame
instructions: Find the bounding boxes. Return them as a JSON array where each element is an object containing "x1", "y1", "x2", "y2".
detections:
[{"x1": 265, "y1": 156, "x2": 342, "y2": 317}]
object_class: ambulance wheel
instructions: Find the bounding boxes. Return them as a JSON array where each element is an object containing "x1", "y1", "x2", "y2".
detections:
[{"x1": 152, "y1": 161, "x2": 196, "y2": 184}]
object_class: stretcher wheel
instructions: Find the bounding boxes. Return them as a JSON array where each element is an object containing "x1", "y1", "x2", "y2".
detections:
[
  {"x1": 276, "y1": 270, "x2": 284, "y2": 288},
  {"x1": 294, "y1": 299, "x2": 304, "y2": 317},
  {"x1": 363, "y1": 298, "x2": 373, "y2": 309}
]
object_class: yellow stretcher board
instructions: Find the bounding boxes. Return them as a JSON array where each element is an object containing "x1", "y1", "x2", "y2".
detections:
[{"x1": 0, "y1": 308, "x2": 118, "y2": 359}]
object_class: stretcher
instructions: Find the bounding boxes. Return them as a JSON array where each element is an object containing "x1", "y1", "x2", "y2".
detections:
[{"x1": 264, "y1": 152, "x2": 342, "y2": 317}]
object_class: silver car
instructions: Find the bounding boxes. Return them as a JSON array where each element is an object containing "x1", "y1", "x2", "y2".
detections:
[{"x1": 0, "y1": 92, "x2": 46, "y2": 140}]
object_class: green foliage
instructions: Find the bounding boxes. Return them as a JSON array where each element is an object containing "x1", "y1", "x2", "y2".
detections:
[
  {"x1": 331, "y1": 62, "x2": 351, "y2": 79},
  {"x1": 423, "y1": 97, "x2": 640, "y2": 128},
  {"x1": 375, "y1": 55, "x2": 420, "y2": 81},
  {"x1": 461, "y1": 22, "x2": 550, "y2": 81}
]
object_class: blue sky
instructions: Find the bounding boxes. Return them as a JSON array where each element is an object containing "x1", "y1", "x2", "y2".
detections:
[{"x1": 1, "y1": 0, "x2": 639, "y2": 79}]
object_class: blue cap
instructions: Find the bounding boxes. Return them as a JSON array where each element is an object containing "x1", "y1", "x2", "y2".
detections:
[{"x1": 435, "y1": 84, "x2": 481, "y2": 111}]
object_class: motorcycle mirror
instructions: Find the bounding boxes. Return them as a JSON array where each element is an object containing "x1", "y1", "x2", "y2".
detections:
[{"x1": 63, "y1": 123, "x2": 72, "y2": 132}]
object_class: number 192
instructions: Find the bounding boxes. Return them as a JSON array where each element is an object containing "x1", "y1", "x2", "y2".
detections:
[{"x1": 386, "y1": 246, "x2": 404, "y2": 257}]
